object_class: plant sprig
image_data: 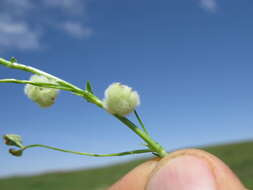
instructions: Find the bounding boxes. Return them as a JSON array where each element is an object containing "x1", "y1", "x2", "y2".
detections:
[
  {"x1": 1, "y1": 57, "x2": 167, "y2": 158},
  {"x1": 4, "y1": 134, "x2": 152, "y2": 157}
]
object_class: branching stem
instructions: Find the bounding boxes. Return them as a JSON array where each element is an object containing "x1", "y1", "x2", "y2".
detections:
[{"x1": 1, "y1": 57, "x2": 168, "y2": 158}]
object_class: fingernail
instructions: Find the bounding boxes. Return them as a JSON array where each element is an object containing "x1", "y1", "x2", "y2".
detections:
[{"x1": 146, "y1": 155, "x2": 217, "y2": 190}]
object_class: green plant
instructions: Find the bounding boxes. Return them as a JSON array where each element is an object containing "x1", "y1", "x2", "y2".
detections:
[{"x1": 1, "y1": 57, "x2": 167, "y2": 159}]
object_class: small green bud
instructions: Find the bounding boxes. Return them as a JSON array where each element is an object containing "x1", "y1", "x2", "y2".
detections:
[
  {"x1": 9, "y1": 148, "x2": 23, "y2": 157},
  {"x1": 10, "y1": 57, "x2": 17, "y2": 64},
  {"x1": 24, "y1": 75, "x2": 59, "y2": 107},
  {"x1": 3, "y1": 134, "x2": 23, "y2": 148},
  {"x1": 103, "y1": 83, "x2": 140, "y2": 116}
]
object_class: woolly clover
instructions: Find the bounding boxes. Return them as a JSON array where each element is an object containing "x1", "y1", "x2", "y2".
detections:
[
  {"x1": 103, "y1": 83, "x2": 140, "y2": 116},
  {"x1": 24, "y1": 75, "x2": 59, "y2": 107},
  {"x1": 0, "y1": 57, "x2": 167, "y2": 161}
]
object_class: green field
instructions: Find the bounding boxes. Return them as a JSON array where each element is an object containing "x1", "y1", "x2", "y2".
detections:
[{"x1": 1, "y1": 141, "x2": 252, "y2": 190}]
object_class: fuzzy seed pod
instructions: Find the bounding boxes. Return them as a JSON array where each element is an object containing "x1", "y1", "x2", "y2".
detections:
[
  {"x1": 24, "y1": 75, "x2": 59, "y2": 107},
  {"x1": 103, "y1": 83, "x2": 140, "y2": 116}
]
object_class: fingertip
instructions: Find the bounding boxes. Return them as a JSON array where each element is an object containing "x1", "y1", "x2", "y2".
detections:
[
  {"x1": 146, "y1": 155, "x2": 217, "y2": 190},
  {"x1": 108, "y1": 158, "x2": 160, "y2": 190},
  {"x1": 146, "y1": 149, "x2": 247, "y2": 190},
  {"x1": 108, "y1": 149, "x2": 247, "y2": 190}
]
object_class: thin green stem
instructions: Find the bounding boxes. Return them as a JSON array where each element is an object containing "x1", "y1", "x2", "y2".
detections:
[
  {"x1": 0, "y1": 79, "x2": 73, "y2": 91},
  {"x1": 0, "y1": 57, "x2": 167, "y2": 158},
  {"x1": 134, "y1": 110, "x2": 149, "y2": 135},
  {"x1": 0, "y1": 58, "x2": 77, "y2": 90},
  {"x1": 23, "y1": 144, "x2": 152, "y2": 157},
  {"x1": 0, "y1": 58, "x2": 103, "y2": 108},
  {"x1": 115, "y1": 115, "x2": 168, "y2": 158}
]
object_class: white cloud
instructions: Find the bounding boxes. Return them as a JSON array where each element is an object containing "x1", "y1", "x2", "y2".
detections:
[
  {"x1": 0, "y1": 16, "x2": 40, "y2": 51},
  {"x1": 199, "y1": 0, "x2": 217, "y2": 12},
  {"x1": 0, "y1": 0, "x2": 91, "y2": 52},
  {"x1": 61, "y1": 22, "x2": 92, "y2": 38}
]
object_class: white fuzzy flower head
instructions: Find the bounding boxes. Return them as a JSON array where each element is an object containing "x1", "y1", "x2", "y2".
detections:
[
  {"x1": 103, "y1": 83, "x2": 140, "y2": 116},
  {"x1": 24, "y1": 75, "x2": 59, "y2": 108}
]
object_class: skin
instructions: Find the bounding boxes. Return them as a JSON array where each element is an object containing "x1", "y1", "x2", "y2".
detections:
[{"x1": 108, "y1": 149, "x2": 247, "y2": 190}]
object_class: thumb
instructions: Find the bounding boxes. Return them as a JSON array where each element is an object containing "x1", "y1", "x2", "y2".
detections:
[
  {"x1": 108, "y1": 149, "x2": 247, "y2": 190},
  {"x1": 146, "y1": 149, "x2": 247, "y2": 190}
]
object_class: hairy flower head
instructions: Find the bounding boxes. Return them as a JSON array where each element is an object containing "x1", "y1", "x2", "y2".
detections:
[
  {"x1": 24, "y1": 75, "x2": 59, "y2": 107},
  {"x1": 103, "y1": 83, "x2": 140, "y2": 116}
]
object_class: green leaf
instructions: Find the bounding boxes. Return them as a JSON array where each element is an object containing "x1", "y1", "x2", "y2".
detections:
[
  {"x1": 134, "y1": 110, "x2": 149, "y2": 135},
  {"x1": 3, "y1": 134, "x2": 24, "y2": 148},
  {"x1": 86, "y1": 80, "x2": 94, "y2": 94}
]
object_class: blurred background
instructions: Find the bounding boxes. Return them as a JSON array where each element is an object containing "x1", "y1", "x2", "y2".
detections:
[{"x1": 0, "y1": 0, "x2": 253, "y2": 189}]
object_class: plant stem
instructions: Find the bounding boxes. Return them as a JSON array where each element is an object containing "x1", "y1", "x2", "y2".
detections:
[
  {"x1": 0, "y1": 79, "x2": 73, "y2": 91},
  {"x1": 115, "y1": 115, "x2": 168, "y2": 158},
  {"x1": 0, "y1": 58, "x2": 103, "y2": 108},
  {"x1": 23, "y1": 144, "x2": 152, "y2": 157},
  {"x1": 0, "y1": 58, "x2": 77, "y2": 90},
  {"x1": 0, "y1": 57, "x2": 168, "y2": 158}
]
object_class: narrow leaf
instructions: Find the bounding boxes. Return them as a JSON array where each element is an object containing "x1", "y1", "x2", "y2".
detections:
[
  {"x1": 134, "y1": 110, "x2": 149, "y2": 135},
  {"x1": 86, "y1": 80, "x2": 94, "y2": 94}
]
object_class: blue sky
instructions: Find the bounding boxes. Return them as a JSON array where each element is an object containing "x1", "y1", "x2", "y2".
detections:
[{"x1": 0, "y1": 0, "x2": 253, "y2": 177}]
